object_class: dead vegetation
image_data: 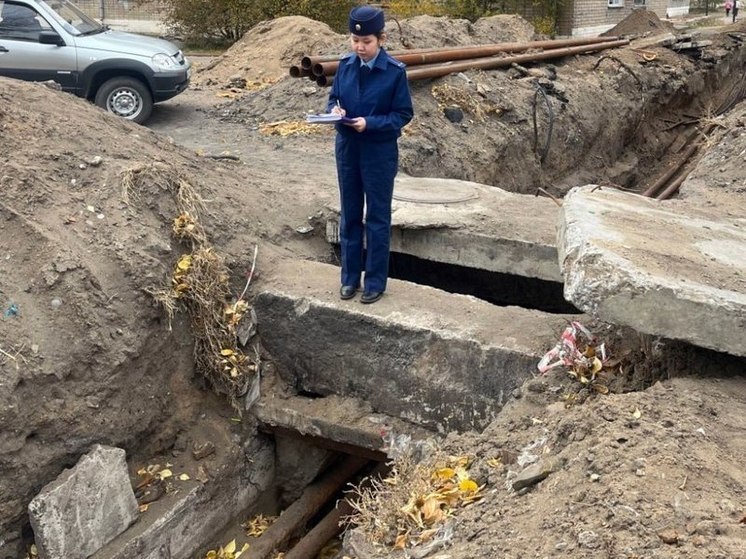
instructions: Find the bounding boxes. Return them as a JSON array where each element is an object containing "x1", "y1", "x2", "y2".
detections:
[{"x1": 121, "y1": 163, "x2": 259, "y2": 410}]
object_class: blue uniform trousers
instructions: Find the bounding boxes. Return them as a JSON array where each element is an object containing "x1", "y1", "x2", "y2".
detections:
[{"x1": 335, "y1": 134, "x2": 399, "y2": 293}]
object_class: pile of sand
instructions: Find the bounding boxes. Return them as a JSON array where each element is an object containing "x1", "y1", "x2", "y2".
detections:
[
  {"x1": 602, "y1": 9, "x2": 676, "y2": 38},
  {"x1": 196, "y1": 16, "x2": 347, "y2": 86},
  {"x1": 197, "y1": 13, "x2": 537, "y2": 87}
]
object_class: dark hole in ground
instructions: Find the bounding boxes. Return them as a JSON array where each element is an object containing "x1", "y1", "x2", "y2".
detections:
[{"x1": 388, "y1": 252, "x2": 581, "y2": 314}]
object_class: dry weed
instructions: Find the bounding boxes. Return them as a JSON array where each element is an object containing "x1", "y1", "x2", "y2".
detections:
[
  {"x1": 347, "y1": 450, "x2": 483, "y2": 551},
  {"x1": 431, "y1": 82, "x2": 502, "y2": 122},
  {"x1": 123, "y1": 163, "x2": 258, "y2": 412},
  {"x1": 259, "y1": 120, "x2": 327, "y2": 136}
]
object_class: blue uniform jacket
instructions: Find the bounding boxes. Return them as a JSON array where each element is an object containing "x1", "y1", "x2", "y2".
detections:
[{"x1": 326, "y1": 48, "x2": 413, "y2": 142}]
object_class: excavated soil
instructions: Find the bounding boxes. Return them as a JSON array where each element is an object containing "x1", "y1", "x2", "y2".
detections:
[{"x1": 1, "y1": 11, "x2": 744, "y2": 559}]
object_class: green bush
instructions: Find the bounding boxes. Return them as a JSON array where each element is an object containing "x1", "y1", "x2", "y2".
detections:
[{"x1": 161, "y1": 0, "x2": 356, "y2": 42}]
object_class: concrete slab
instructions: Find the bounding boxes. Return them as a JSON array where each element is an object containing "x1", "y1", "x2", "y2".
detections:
[
  {"x1": 254, "y1": 260, "x2": 577, "y2": 433},
  {"x1": 254, "y1": 393, "x2": 435, "y2": 461},
  {"x1": 326, "y1": 175, "x2": 563, "y2": 282},
  {"x1": 28, "y1": 445, "x2": 138, "y2": 559},
  {"x1": 558, "y1": 186, "x2": 746, "y2": 357}
]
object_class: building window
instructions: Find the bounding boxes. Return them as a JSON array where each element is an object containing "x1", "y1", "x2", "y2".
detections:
[
  {"x1": 608, "y1": 0, "x2": 624, "y2": 7},
  {"x1": 633, "y1": 0, "x2": 645, "y2": 4}
]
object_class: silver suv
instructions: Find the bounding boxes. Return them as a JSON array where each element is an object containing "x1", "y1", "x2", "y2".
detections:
[{"x1": 0, "y1": 0, "x2": 191, "y2": 123}]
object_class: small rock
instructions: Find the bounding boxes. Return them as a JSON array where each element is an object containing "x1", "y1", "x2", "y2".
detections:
[
  {"x1": 192, "y1": 441, "x2": 216, "y2": 461},
  {"x1": 88, "y1": 156, "x2": 103, "y2": 167},
  {"x1": 657, "y1": 528, "x2": 679, "y2": 545},
  {"x1": 443, "y1": 106, "x2": 463, "y2": 123},
  {"x1": 78, "y1": 163, "x2": 87, "y2": 170},
  {"x1": 577, "y1": 530, "x2": 600, "y2": 549},
  {"x1": 50, "y1": 298, "x2": 62, "y2": 309},
  {"x1": 512, "y1": 461, "x2": 552, "y2": 490},
  {"x1": 589, "y1": 473, "x2": 600, "y2": 482}
]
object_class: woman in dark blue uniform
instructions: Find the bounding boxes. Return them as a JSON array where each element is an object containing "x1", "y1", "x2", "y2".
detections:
[{"x1": 327, "y1": 5, "x2": 414, "y2": 304}]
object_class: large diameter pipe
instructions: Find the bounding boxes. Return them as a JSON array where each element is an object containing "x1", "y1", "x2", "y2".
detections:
[
  {"x1": 313, "y1": 36, "x2": 623, "y2": 77},
  {"x1": 289, "y1": 65, "x2": 312, "y2": 78},
  {"x1": 405, "y1": 39, "x2": 630, "y2": 81}
]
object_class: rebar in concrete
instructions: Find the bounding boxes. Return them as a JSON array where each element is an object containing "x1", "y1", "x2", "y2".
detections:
[{"x1": 246, "y1": 454, "x2": 369, "y2": 559}]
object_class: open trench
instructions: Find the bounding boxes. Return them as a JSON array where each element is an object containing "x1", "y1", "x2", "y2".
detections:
[{"x1": 70, "y1": 34, "x2": 746, "y2": 559}]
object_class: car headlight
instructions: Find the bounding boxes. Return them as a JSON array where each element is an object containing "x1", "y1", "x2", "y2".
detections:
[{"x1": 151, "y1": 53, "x2": 177, "y2": 70}]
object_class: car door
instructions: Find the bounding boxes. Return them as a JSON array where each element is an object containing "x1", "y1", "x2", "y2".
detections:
[{"x1": 0, "y1": 0, "x2": 77, "y2": 91}]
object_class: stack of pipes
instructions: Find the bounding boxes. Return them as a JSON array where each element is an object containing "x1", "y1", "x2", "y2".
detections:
[{"x1": 288, "y1": 36, "x2": 629, "y2": 87}]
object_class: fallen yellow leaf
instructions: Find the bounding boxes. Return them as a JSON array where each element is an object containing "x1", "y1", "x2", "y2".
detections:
[
  {"x1": 459, "y1": 479, "x2": 478, "y2": 493},
  {"x1": 158, "y1": 468, "x2": 173, "y2": 479},
  {"x1": 393, "y1": 533, "x2": 408, "y2": 549},
  {"x1": 179, "y1": 473, "x2": 190, "y2": 481}
]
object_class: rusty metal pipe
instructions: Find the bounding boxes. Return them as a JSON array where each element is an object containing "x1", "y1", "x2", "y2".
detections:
[
  {"x1": 642, "y1": 124, "x2": 714, "y2": 197},
  {"x1": 301, "y1": 46, "x2": 470, "y2": 70},
  {"x1": 283, "y1": 499, "x2": 353, "y2": 559},
  {"x1": 313, "y1": 36, "x2": 623, "y2": 77},
  {"x1": 405, "y1": 39, "x2": 629, "y2": 81},
  {"x1": 289, "y1": 65, "x2": 312, "y2": 78},
  {"x1": 247, "y1": 454, "x2": 368, "y2": 559},
  {"x1": 316, "y1": 74, "x2": 333, "y2": 87}
]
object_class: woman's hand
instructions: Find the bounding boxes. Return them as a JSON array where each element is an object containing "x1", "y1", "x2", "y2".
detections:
[
  {"x1": 345, "y1": 117, "x2": 367, "y2": 133},
  {"x1": 331, "y1": 104, "x2": 346, "y2": 116}
]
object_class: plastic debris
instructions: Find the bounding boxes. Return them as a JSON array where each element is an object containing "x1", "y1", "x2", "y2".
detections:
[
  {"x1": 537, "y1": 321, "x2": 612, "y2": 392},
  {"x1": 3, "y1": 303, "x2": 19, "y2": 318}
]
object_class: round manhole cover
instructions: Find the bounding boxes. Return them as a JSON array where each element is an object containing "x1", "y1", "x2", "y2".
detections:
[{"x1": 393, "y1": 178, "x2": 480, "y2": 204}]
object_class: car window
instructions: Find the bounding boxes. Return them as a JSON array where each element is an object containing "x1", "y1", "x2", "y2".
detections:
[
  {"x1": 38, "y1": 0, "x2": 102, "y2": 35},
  {"x1": 0, "y1": 1, "x2": 51, "y2": 41}
]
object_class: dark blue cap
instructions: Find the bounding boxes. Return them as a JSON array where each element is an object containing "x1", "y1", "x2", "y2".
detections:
[{"x1": 348, "y1": 5, "x2": 385, "y2": 35}]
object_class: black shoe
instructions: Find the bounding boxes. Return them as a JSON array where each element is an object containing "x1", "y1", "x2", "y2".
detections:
[
  {"x1": 339, "y1": 285, "x2": 358, "y2": 300},
  {"x1": 360, "y1": 290, "x2": 383, "y2": 304}
]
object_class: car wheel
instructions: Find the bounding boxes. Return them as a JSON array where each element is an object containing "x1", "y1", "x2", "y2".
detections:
[{"x1": 94, "y1": 77, "x2": 153, "y2": 124}]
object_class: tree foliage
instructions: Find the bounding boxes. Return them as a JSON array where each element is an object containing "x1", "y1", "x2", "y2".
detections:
[
  {"x1": 162, "y1": 0, "x2": 562, "y2": 44},
  {"x1": 161, "y1": 0, "x2": 356, "y2": 42}
]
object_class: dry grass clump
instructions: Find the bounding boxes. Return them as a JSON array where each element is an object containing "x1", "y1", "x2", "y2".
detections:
[
  {"x1": 259, "y1": 120, "x2": 329, "y2": 136},
  {"x1": 122, "y1": 163, "x2": 258, "y2": 410},
  {"x1": 348, "y1": 447, "x2": 483, "y2": 554},
  {"x1": 431, "y1": 82, "x2": 503, "y2": 122}
]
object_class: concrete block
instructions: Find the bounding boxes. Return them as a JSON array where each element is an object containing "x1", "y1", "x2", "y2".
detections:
[
  {"x1": 558, "y1": 186, "x2": 746, "y2": 357},
  {"x1": 255, "y1": 260, "x2": 575, "y2": 433},
  {"x1": 326, "y1": 175, "x2": 562, "y2": 282},
  {"x1": 28, "y1": 445, "x2": 138, "y2": 559},
  {"x1": 92, "y1": 435, "x2": 274, "y2": 559}
]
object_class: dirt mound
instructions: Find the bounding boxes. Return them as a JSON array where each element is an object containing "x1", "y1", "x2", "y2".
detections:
[
  {"x1": 0, "y1": 77, "x2": 273, "y2": 550},
  {"x1": 384, "y1": 14, "x2": 535, "y2": 50},
  {"x1": 196, "y1": 16, "x2": 347, "y2": 86},
  {"x1": 603, "y1": 8, "x2": 676, "y2": 37},
  {"x1": 348, "y1": 369, "x2": 746, "y2": 558}
]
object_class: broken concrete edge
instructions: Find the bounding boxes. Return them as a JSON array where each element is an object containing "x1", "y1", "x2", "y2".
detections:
[
  {"x1": 253, "y1": 261, "x2": 577, "y2": 432},
  {"x1": 92, "y1": 436, "x2": 275, "y2": 559},
  {"x1": 254, "y1": 393, "x2": 437, "y2": 462},
  {"x1": 28, "y1": 445, "x2": 138, "y2": 559},
  {"x1": 558, "y1": 186, "x2": 746, "y2": 357},
  {"x1": 326, "y1": 216, "x2": 562, "y2": 283}
]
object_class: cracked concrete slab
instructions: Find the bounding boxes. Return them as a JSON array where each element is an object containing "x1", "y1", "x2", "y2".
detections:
[
  {"x1": 254, "y1": 260, "x2": 577, "y2": 433},
  {"x1": 558, "y1": 185, "x2": 746, "y2": 357},
  {"x1": 326, "y1": 175, "x2": 563, "y2": 282}
]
